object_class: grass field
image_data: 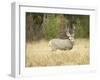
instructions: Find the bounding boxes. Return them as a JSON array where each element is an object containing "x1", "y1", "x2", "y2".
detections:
[{"x1": 26, "y1": 39, "x2": 89, "y2": 67}]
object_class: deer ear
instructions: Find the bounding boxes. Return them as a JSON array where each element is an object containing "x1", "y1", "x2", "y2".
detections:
[{"x1": 66, "y1": 32, "x2": 71, "y2": 37}]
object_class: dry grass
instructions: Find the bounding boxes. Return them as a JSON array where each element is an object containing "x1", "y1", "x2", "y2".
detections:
[{"x1": 26, "y1": 39, "x2": 89, "y2": 67}]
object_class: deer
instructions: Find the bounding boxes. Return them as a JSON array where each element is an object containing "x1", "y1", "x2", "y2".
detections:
[{"x1": 48, "y1": 23, "x2": 75, "y2": 51}]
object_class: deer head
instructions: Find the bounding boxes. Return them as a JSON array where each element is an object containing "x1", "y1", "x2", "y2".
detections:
[{"x1": 66, "y1": 24, "x2": 75, "y2": 42}]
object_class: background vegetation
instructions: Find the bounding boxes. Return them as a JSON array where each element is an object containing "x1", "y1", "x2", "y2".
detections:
[{"x1": 26, "y1": 13, "x2": 89, "y2": 42}]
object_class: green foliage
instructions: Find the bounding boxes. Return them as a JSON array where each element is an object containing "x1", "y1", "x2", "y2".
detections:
[
  {"x1": 26, "y1": 13, "x2": 89, "y2": 42},
  {"x1": 44, "y1": 14, "x2": 60, "y2": 40},
  {"x1": 75, "y1": 15, "x2": 89, "y2": 38}
]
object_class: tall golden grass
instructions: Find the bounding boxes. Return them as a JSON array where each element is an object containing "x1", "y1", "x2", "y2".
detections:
[{"x1": 26, "y1": 39, "x2": 89, "y2": 67}]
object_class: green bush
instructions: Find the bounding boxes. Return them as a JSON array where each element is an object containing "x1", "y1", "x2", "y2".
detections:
[{"x1": 44, "y1": 14, "x2": 60, "y2": 40}]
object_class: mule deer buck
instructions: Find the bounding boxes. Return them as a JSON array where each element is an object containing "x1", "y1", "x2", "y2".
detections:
[{"x1": 48, "y1": 24, "x2": 75, "y2": 51}]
